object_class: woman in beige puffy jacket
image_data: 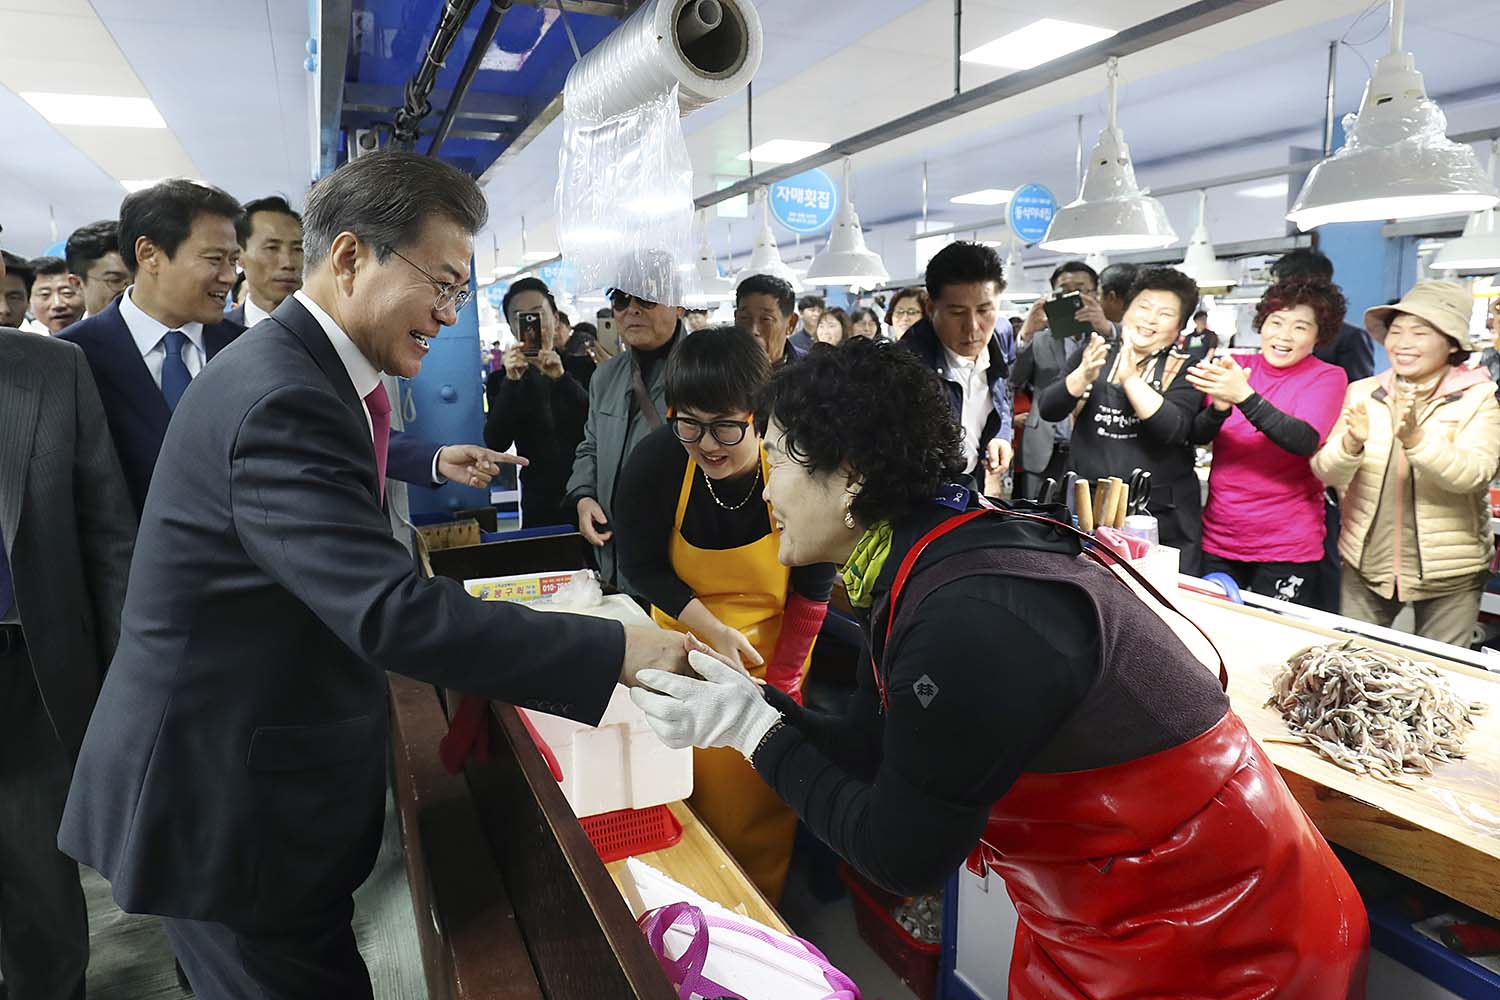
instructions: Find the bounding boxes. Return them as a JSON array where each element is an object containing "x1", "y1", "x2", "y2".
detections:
[{"x1": 1312, "y1": 280, "x2": 1500, "y2": 647}]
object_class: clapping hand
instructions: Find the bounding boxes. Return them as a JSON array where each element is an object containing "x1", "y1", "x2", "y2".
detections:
[
  {"x1": 1186, "y1": 355, "x2": 1253, "y2": 412},
  {"x1": 630, "y1": 650, "x2": 780, "y2": 755},
  {"x1": 1065, "y1": 333, "x2": 1111, "y2": 396},
  {"x1": 1340, "y1": 401, "x2": 1370, "y2": 456},
  {"x1": 1391, "y1": 388, "x2": 1423, "y2": 448}
]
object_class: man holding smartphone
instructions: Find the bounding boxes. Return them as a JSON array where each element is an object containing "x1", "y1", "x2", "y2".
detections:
[
  {"x1": 1011, "y1": 262, "x2": 1114, "y2": 499},
  {"x1": 483, "y1": 277, "x2": 589, "y2": 527}
]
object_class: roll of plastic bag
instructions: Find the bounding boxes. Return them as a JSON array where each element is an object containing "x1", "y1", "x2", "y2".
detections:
[{"x1": 556, "y1": 0, "x2": 763, "y2": 303}]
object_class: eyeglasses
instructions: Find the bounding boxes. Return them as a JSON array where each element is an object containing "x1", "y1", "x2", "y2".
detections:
[
  {"x1": 389, "y1": 248, "x2": 472, "y2": 313},
  {"x1": 610, "y1": 289, "x2": 658, "y2": 312},
  {"x1": 669, "y1": 415, "x2": 752, "y2": 447}
]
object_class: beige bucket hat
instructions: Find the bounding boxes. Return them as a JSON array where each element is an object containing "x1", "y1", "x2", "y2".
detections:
[{"x1": 1364, "y1": 279, "x2": 1478, "y2": 349}]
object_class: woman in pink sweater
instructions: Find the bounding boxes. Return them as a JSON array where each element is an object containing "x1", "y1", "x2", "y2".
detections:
[{"x1": 1187, "y1": 276, "x2": 1349, "y2": 605}]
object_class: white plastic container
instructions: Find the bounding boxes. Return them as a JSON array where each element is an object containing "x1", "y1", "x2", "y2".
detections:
[{"x1": 462, "y1": 579, "x2": 695, "y2": 819}]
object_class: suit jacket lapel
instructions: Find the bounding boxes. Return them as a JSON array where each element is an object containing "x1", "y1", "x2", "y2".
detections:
[
  {"x1": 268, "y1": 297, "x2": 378, "y2": 489},
  {"x1": 94, "y1": 302, "x2": 173, "y2": 433},
  {"x1": 0, "y1": 336, "x2": 40, "y2": 543},
  {"x1": 203, "y1": 322, "x2": 240, "y2": 360}
]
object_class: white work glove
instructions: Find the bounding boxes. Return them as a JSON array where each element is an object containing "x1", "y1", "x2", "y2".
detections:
[{"x1": 630, "y1": 651, "x2": 781, "y2": 757}]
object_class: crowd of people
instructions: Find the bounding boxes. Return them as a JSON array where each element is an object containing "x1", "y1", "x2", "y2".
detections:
[{"x1": 0, "y1": 152, "x2": 1492, "y2": 997}]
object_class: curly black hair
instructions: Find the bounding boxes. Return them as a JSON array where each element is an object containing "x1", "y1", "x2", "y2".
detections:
[
  {"x1": 1254, "y1": 274, "x2": 1347, "y2": 347},
  {"x1": 757, "y1": 338, "x2": 965, "y2": 526}
]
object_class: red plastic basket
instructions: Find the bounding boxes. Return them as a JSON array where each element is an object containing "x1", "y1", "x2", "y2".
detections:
[
  {"x1": 580, "y1": 804, "x2": 684, "y2": 863},
  {"x1": 838, "y1": 863, "x2": 940, "y2": 1000}
]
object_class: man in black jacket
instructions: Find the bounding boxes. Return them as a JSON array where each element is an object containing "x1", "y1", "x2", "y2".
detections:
[
  {"x1": 1271, "y1": 248, "x2": 1374, "y2": 383},
  {"x1": 484, "y1": 277, "x2": 589, "y2": 527},
  {"x1": 57, "y1": 152, "x2": 702, "y2": 998}
]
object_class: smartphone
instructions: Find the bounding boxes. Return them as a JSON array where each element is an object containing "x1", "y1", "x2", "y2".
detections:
[
  {"x1": 1043, "y1": 292, "x2": 1092, "y2": 340},
  {"x1": 518, "y1": 311, "x2": 543, "y2": 358},
  {"x1": 596, "y1": 314, "x2": 621, "y2": 355}
]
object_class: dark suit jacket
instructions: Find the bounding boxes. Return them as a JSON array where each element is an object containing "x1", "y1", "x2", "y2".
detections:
[
  {"x1": 58, "y1": 296, "x2": 625, "y2": 930},
  {"x1": 0, "y1": 330, "x2": 135, "y2": 759},
  {"x1": 61, "y1": 298, "x2": 443, "y2": 517},
  {"x1": 224, "y1": 304, "x2": 246, "y2": 328}
]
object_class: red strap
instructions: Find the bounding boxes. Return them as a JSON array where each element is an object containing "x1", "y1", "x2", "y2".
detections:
[
  {"x1": 874, "y1": 507, "x2": 1229, "y2": 710},
  {"x1": 438, "y1": 695, "x2": 492, "y2": 774}
]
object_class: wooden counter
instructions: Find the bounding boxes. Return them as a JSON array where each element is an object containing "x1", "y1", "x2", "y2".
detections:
[
  {"x1": 1161, "y1": 588, "x2": 1500, "y2": 918},
  {"x1": 607, "y1": 801, "x2": 790, "y2": 934}
]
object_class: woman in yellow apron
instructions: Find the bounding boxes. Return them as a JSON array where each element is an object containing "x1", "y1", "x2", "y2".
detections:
[{"x1": 616, "y1": 326, "x2": 833, "y2": 901}]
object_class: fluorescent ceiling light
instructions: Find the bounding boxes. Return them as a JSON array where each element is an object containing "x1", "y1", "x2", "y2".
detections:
[
  {"x1": 120, "y1": 179, "x2": 163, "y2": 193},
  {"x1": 962, "y1": 19, "x2": 1117, "y2": 70},
  {"x1": 523, "y1": 250, "x2": 558, "y2": 262},
  {"x1": 950, "y1": 188, "x2": 1013, "y2": 206},
  {"x1": 1238, "y1": 182, "x2": 1289, "y2": 199},
  {"x1": 22, "y1": 92, "x2": 167, "y2": 129},
  {"x1": 737, "y1": 139, "x2": 831, "y2": 164}
]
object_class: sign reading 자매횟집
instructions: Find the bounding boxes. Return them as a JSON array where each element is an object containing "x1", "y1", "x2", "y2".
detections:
[
  {"x1": 769, "y1": 168, "x2": 839, "y2": 235},
  {"x1": 1008, "y1": 184, "x2": 1058, "y2": 245}
]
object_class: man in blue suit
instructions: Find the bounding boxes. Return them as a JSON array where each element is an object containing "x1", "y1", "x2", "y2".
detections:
[
  {"x1": 61, "y1": 180, "x2": 503, "y2": 518},
  {"x1": 58, "y1": 151, "x2": 702, "y2": 997}
]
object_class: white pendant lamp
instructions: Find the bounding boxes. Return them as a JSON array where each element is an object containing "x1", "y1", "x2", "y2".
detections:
[
  {"x1": 1040, "y1": 58, "x2": 1176, "y2": 254},
  {"x1": 999, "y1": 241, "x2": 1044, "y2": 302},
  {"x1": 805, "y1": 159, "x2": 890, "y2": 289},
  {"x1": 686, "y1": 213, "x2": 735, "y2": 305},
  {"x1": 1084, "y1": 252, "x2": 1110, "y2": 273},
  {"x1": 1287, "y1": 0, "x2": 1499, "y2": 231},
  {"x1": 1431, "y1": 141, "x2": 1500, "y2": 273},
  {"x1": 1179, "y1": 190, "x2": 1238, "y2": 289},
  {"x1": 733, "y1": 189, "x2": 803, "y2": 292}
]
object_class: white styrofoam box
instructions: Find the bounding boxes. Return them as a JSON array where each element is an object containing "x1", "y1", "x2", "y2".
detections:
[{"x1": 522, "y1": 683, "x2": 693, "y2": 818}]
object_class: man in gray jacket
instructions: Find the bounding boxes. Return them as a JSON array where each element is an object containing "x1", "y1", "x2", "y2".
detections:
[
  {"x1": 567, "y1": 285, "x2": 684, "y2": 595},
  {"x1": 0, "y1": 293, "x2": 136, "y2": 998}
]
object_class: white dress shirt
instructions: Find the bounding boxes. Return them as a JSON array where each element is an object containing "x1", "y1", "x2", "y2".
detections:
[
  {"x1": 243, "y1": 296, "x2": 274, "y2": 327},
  {"x1": 942, "y1": 345, "x2": 993, "y2": 475},
  {"x1": 119, "y1": 286, "x2": 206, "y2": 388},
  {"x1": 292, "y1": 291, "x2": 445, "y2": 484}
]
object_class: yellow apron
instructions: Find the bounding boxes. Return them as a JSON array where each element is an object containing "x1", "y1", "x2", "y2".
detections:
[{"x1": 650, "y1": 450, "x2": 811, "y2": 902}]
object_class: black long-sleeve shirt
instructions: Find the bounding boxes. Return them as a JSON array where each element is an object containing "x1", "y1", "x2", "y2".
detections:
[
  {"x1": 1190, "y1": 393, "x2": 1321, "y2": 455},
  {"x1": 484, "y1": 366, "x2": 589, "y2": 526},
  {"x1": 614, "y1": 426, "x2": 834, "y2": 618},
  {"x1": 753, "y1": 513, "x2": 1101, "y2": 896}
]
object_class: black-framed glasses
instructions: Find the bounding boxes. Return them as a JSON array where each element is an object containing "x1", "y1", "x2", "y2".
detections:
[
  {"x1": 389, "y1": 247, "x2": 472, "y2": 313},
  {"x1": 610, "y1": 289, "x2": 658, "y2": 312},
  {"x1": 669, "y1": 415, "x2": 751, "y2": 447}
]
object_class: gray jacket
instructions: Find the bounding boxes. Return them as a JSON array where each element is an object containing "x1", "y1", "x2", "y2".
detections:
[
  {"x1": 566, "y1": 334, "x2": 676, "y2": 593},
  {"x1": 1010, "y1": 328, "x2": 1080, "y2": 474},
  {"x1": 0, "y1": 329, "x2": 135, "y2": 759}
]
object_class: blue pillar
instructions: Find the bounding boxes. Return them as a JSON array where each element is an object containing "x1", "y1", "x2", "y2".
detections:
[{"x1": 403, "y1": 265, "x2": 490, "y2": 519}]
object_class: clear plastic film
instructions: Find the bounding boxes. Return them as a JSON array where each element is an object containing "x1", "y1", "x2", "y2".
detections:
[{"x1": 556, "y1": 0, "x2": 763, "y2": 303}]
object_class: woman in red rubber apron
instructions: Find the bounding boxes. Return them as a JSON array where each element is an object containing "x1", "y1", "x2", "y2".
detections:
[{"x1": 630, "y1": 337, "x2": 1369, "y2": 998}]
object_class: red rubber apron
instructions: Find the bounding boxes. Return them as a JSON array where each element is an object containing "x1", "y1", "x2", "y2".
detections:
[
  {"x1": 884, "y1": 511, "x2": 1370, "y2": 999},
  {"x1": 650, "y1": 450, "x2": 810, "y2": 902}
]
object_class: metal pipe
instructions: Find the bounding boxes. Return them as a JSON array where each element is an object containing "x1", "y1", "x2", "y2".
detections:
[
  {"x1": 429, "y1": 0, "x2": 513, "y2": 159},
  {"x1": 745, "y1": 81, "x2": 754, "y2": 177},
  {"x1": 392, "y1": 0, "x2": 479, "y2": 149},
  {"x1": 921, "y1": 160, "x2": 929, "y2": 228},
  {"x1": 953, "y1": 0, "x2": 962, "y2": 96},
  {"x1": 1322, "y1": 40, "x2": 1337, "y2": 157},
  {"x1": 678, "y1": 0, "x2": 722, "y2": 45},
  {"x1": 696, "y1": 0, "x2": 1283, "y2": 211},
  {"x1": 1075, "y1": 113, "x2": 1086, "y2": 195}
]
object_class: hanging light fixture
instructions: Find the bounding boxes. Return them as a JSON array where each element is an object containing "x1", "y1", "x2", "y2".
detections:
[
  {"x1": 1179, "y1": 190, "x2": 1238, "y2": 289},
  {"x1": 1084, "y1": 252, "x2": 1110, "y2": 274},
  {"x1": 1040, "y1": 58, "x2": 1176, "y2": 254},
  {"x1": 999, "y1": 240, "x2": 1044, "y2": 302},
  {"x1": 805, "y1": 158, "x2": 890, "y2": 289},
  {"x1": 733, "y1": 189, "x2": 802, "y2": 292},
  {"x1": 1431, "y1": 140, "x2": 1500, "y2": 272},
  {"x1": 1287, "y1": 0, "x2": 1499, "y2": 230},
  {"x1": 686, "y1": 212, "x2": 735, "y2": 305}
]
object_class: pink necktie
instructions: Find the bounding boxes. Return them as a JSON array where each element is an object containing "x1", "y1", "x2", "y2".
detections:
[{"x1": 363, "y1": 382, "x2": 391, "y2": 503}]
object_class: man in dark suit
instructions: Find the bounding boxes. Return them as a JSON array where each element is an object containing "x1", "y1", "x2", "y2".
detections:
[
  {"x1": 62, "y1": 181, "x2": 502, "y2": 519},
  {"x1": 225, "y1": 195, "x2": 304, "y2": 329},
  {"x1": 58, "y1": 151, "x2": 701, "y2": 998},
  {"x1": 0, "y1": 294, "x2": 136, "y2": 997}
]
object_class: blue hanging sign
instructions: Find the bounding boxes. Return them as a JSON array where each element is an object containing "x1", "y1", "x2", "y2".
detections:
[
  {"x1": 1008, "y1": 184, "x2": 1058, "y2": 244},
  {"x1": 484, "y1": 282, "x2": 508, "y2": 308},
  {"x1": 769, "y1": 168, "x2": 839, "y2": 235}
]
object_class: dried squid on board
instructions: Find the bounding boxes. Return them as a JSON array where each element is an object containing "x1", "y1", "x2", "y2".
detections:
[{"x1": 1265, "y1": 641, "x2": 1487, "y2": 784}]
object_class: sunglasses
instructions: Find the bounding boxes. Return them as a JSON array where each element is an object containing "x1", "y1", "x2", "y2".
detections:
[
  {"x1": 668, "y1": 415, "x2": 752, "y2": 447},
  {"x1": 610, "y1": 289, "x2": 658, "y2": 312}
]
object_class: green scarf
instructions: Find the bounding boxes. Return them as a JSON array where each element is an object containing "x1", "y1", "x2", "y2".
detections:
[{"x1": 840, "y1": 521, "x2": 894, "y2": 609}]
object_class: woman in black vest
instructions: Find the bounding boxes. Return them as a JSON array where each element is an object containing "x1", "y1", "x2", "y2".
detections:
[{"x1": 630, "y1": 339, "x2": 1368, "y2": 1000}]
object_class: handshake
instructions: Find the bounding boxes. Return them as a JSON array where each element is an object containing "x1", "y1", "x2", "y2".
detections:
[{"x1": 621, "y1": 628, "x2": 780, "y2": 758}]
